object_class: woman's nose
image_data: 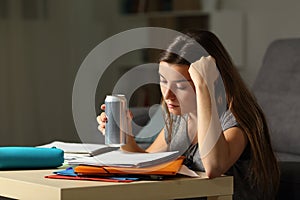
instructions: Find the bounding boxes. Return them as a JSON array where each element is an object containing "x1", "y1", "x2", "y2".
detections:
[{"x1": 164, "y1": 86, "x2": 176, "y2": 100}]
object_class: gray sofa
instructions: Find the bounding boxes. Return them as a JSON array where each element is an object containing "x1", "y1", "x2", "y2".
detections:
[{"x1": 252, "y1": 38, "x2": 300, "y2": 199}]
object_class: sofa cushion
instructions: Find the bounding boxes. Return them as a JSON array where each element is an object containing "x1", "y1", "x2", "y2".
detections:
[
  {"x1": 276, "y1": 152, "x2": 300, "y2": 162},
  {"x1": 253, "y1": 39, "x2": 300, "y2": 155}
]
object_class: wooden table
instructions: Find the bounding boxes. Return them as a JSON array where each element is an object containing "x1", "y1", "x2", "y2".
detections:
[{"x1": 0, "y1": 169, "x2": 233, "y2": 200}]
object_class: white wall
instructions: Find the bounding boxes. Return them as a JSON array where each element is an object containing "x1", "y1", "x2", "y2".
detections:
[{"x1": 222, "y1": 0, "x2": 300, "y2": 85}]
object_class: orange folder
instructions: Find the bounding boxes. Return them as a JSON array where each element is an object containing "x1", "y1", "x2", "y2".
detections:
[{"x1": 74, "y1": 156, "x2": 185, "y2": 176}]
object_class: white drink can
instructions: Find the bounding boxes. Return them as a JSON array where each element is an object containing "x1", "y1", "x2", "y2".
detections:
[{"x1": 104, "y1": 94, "x2": 127, "y2": 147}]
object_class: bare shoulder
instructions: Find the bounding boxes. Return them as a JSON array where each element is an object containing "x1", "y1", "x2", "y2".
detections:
[{"x1": 223, "y1": 127, "x2": 248, "y2": 158}]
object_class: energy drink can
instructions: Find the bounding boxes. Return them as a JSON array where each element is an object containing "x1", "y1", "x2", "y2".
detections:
[{"x1": 104, "y1": 94, "x2": 127, "y2": 147}]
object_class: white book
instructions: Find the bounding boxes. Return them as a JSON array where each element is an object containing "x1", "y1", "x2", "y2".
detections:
[
  {"x1": 68, "y1": 150, "x2": 180, "y2": 168},
  {"x1": 37, "y1": 141, "x2": 118, "y2": 156}
]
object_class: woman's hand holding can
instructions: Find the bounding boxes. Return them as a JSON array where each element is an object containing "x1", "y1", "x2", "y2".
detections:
[{"x1": 96, "y1": 104, "x2": 107, "y2": 135}]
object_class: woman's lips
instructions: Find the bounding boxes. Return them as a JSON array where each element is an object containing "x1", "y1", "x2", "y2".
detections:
[{"x1": 167, "y1": 104, "x2": 179, "y2": 109}]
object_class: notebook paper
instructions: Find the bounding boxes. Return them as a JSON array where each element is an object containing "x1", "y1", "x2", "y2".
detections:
[{"x1": 68, "y1": 150, "x2": 180, "y2": 168}]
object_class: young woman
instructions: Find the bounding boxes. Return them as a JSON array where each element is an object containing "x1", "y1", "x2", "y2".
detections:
[{"x1": 97, "y1": 30, "x2": 279, "y2": 199}]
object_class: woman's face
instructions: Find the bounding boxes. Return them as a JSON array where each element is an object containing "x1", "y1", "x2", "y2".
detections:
[{"x1": 159, "y1": 61, "x2": 196, "y2": 115}]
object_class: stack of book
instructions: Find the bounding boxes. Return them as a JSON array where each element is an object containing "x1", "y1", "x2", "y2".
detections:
[{"x1": 40, "y1": 141, "x2": 199, "y2": 182}]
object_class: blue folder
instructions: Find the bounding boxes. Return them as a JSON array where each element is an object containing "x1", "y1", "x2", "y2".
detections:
[{"x1": 0, "y1": 147, "x2": 64, "y2": 169}]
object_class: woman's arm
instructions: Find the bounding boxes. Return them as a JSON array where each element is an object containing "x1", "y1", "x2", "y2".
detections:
[
  {"x1": 122, "y1": 128, "x2": 167, "y2": 153},
  {"x1": 189, "y1": 56, "x2": 248, "y2": 178},
  {"x1": 121, "y1": 129, "x2": 167, "y2": 153},
  {"x1": 120, "y1": 134, "x2": 147, "y2": 153},
  {"x1": 146, "y1": 129, "x2": 168, "y2": 152}
]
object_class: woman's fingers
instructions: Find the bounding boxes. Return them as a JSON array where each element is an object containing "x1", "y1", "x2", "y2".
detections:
[
  {"x1": 190, "y1": 56, "x2": 219, "y2": 87},
  {"x1": 97, "y1": 112, "x2": 107, "y2": 122},
  {"x1": 97, "y1": 114, "x2": 106, "y2": 135},
  {"x1": 97, "y1": 111, "x2": 107, "y2": 135},
  {"x1": 100, "y1": 104, "x2": 106, "y2": 110},
  {"x1": 98, "y1": 124, "x2": 105, "y2": 135},
  {"x1": 96, "y1": 116, "x2": 101, "y2": 124}
]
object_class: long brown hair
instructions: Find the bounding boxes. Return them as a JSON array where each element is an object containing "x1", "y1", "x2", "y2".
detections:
[{"x1": 159, "y1": 30, "x2": 279, "y2": 198}]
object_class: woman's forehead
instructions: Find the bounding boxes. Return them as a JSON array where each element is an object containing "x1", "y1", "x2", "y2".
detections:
[{"x1": 159, "y1": 62, "x2": 190, "y2": 81}]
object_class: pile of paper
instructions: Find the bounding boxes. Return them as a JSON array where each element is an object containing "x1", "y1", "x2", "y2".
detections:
[
  {"x1": 41, "y1": 141, "x2": 199, "y2": 180},
  {"x1": 39, "y1": 141, "x2": 180, "y2": 168},
  {"x1": 68, "y1": 150, "x2": 180, "y2": 168}
]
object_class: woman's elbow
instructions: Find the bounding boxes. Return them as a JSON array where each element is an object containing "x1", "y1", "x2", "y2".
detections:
[
  {"x1": 205, "y1": 166, "x2": 224, "y2": 179},
  {"x1": 205, "y1": 167, "x2": 222, "y2": 178},
  {"x1": 201, "y1": 151, "x2": 232, "y2": 178}
]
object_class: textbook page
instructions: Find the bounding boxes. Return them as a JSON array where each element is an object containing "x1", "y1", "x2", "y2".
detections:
[
  {"x1": 68, "y1": 150, "x2": 180, "y2": 168},
  {"x1": 37, "y1": 141, "x2": 118, "y2": 156}
]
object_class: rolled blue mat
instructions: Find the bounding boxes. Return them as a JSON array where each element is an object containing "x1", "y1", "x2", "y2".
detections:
[{"x1": 0, "y1": 147, "x2": 64, "y2": 169}]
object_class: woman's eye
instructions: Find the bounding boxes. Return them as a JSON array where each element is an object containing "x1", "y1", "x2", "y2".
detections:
[{"x1": 176, "y1": 83, "x2": 188, "y2": 90}]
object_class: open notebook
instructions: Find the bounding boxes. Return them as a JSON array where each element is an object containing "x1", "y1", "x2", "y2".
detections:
[
  {"x1": 68, "y1": 150, "x2": 180, "y2": 168},
  {"x1": 39, "y1": 141, "x2": 180, "y2": 168},
  {"x1": 38, "y1": 141, "x2": 119, "y2": 156}
]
